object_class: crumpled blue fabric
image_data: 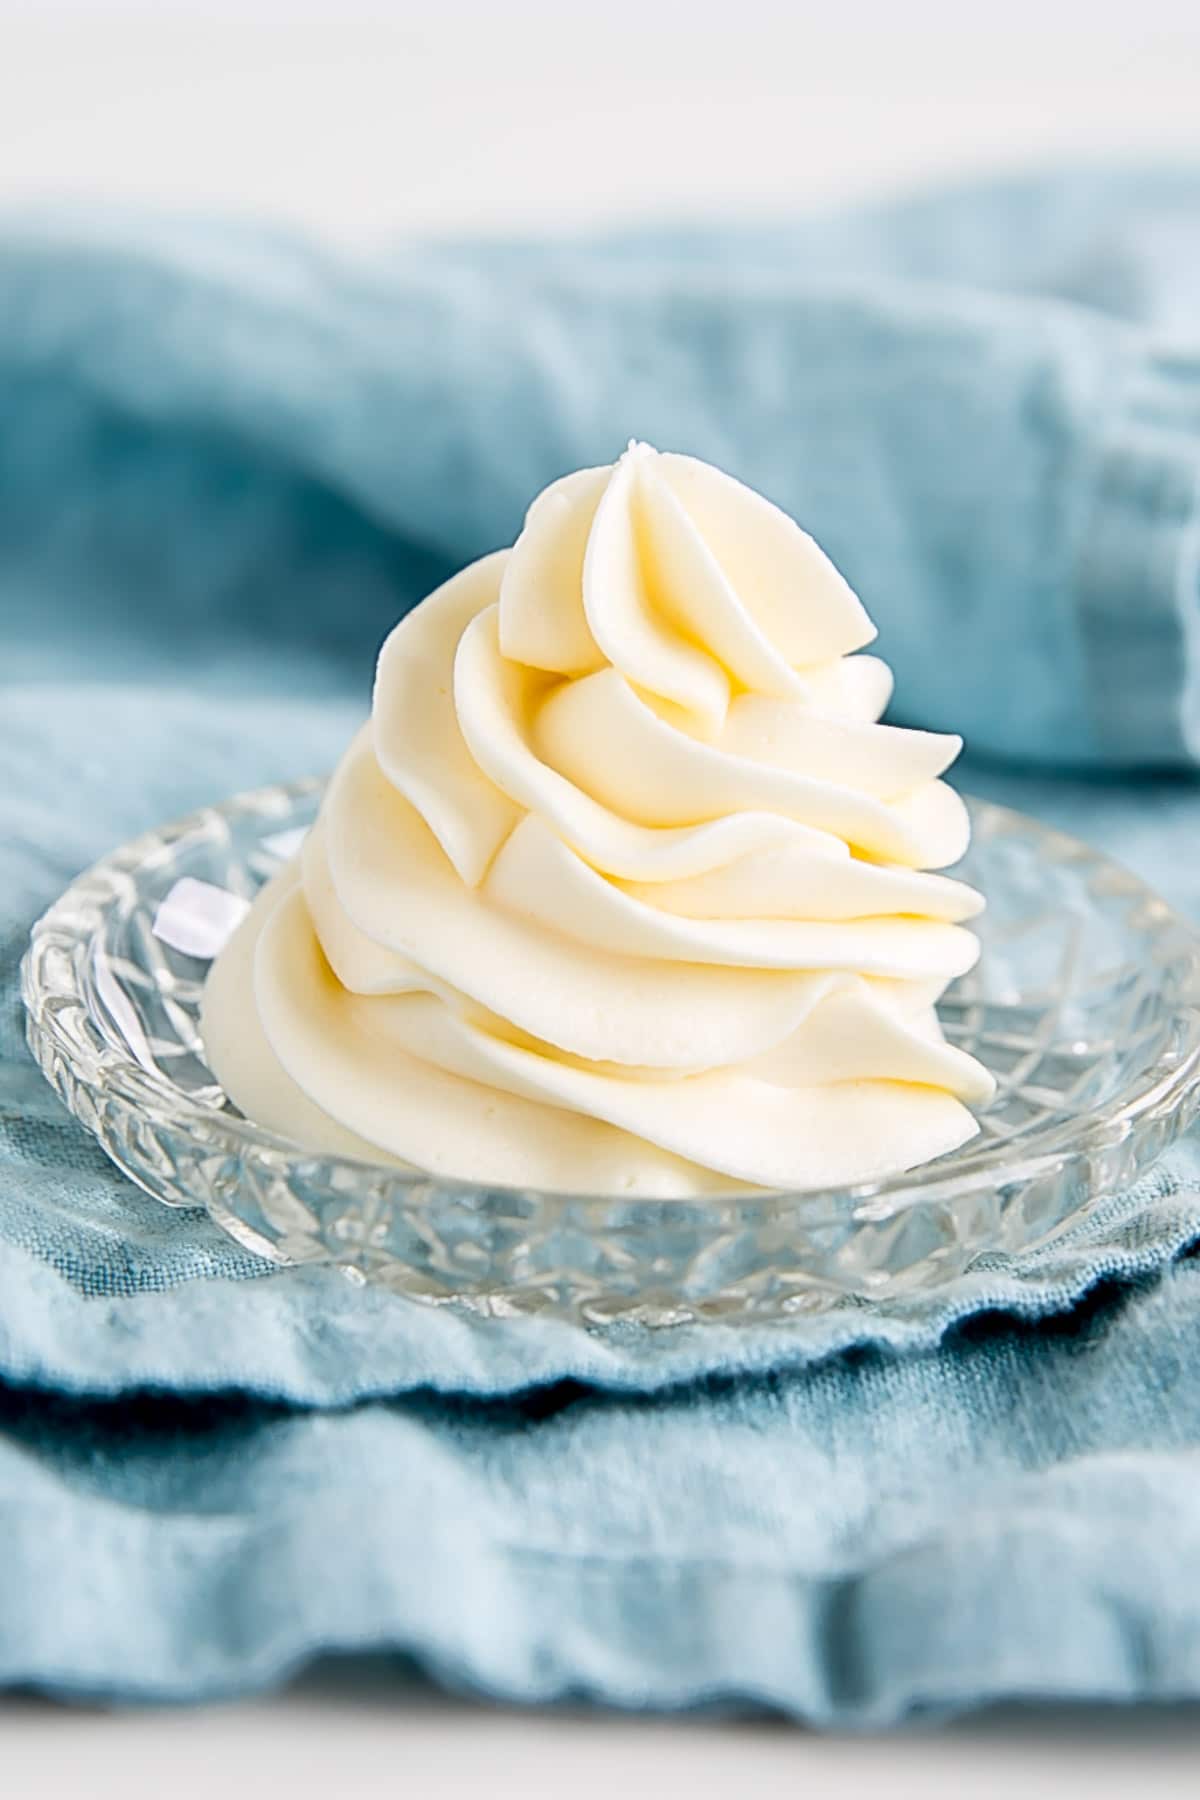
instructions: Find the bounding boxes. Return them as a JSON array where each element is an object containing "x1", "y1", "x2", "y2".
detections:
[{"x1": 3, "y1": 169, "x2": 1200, "y2": 1717}]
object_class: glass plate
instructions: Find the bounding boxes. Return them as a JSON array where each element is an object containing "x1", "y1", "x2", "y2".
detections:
[{"x1": 21, "y1": 782, "x2": 1200, "y2": 1324}]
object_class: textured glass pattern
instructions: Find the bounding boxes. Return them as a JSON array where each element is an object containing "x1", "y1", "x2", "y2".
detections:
[{"x1": 21, "y1": 783, "x2": 1200, "y2": 1325}]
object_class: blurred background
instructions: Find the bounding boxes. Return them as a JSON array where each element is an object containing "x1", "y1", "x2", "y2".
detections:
[{"x1": 4, "y1": 0, "x2": 1199, "y2": 240}]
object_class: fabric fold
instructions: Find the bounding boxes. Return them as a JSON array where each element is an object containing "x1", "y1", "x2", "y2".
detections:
[
  {"x1": 4, "y1": 1257, "x2": 1200, "y2": 1719},
  {"x1": 3, "y1": 170, "x2": 1200, "y2": 768},
  {"x1": 1075, "y1": 346, "x2": 1200, "y2": 762}
]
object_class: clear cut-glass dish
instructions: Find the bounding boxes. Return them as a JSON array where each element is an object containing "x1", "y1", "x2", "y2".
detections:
[{"x1": 21, "y1": 780, "x2": 1200, "y2": 1325}]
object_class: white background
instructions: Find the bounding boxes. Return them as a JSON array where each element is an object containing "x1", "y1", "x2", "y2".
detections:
[
  {"x1": 3, "y1": 2, "x2": 1200, "y2": 1793},
  {"x1": 3, "y1": 0, "x2": 1200, "y2": 240}
]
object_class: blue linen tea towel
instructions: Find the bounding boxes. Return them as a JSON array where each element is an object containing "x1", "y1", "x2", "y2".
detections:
[{"x1": 2, "y1": 168, "x2": 1200, "y2": 1716}]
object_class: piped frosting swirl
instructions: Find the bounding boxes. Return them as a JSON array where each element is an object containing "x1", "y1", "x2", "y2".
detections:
[{"x1": 202, "y1": 443, "x2": 994, "y2": 1194}]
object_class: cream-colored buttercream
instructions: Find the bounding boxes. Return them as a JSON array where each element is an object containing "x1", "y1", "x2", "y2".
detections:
[{"x1": 202, "y1": 443, "x2": 994, "y2": 1194}]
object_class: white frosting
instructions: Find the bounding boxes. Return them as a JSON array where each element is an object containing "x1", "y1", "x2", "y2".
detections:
[{"x1": 202, "y1": 443, "x2": 994, "y2": 1195}]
